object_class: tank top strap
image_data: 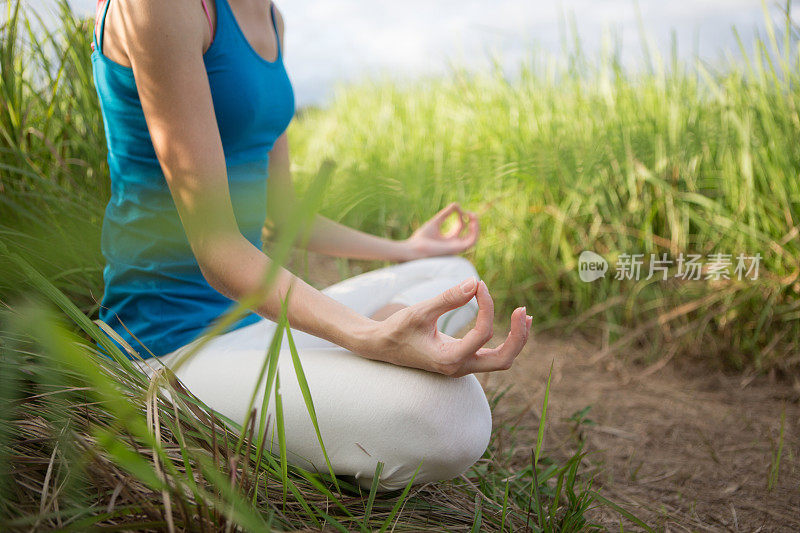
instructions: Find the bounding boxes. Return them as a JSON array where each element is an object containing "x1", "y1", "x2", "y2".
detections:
[
  {"x1": 269, "y1": 1, "x2": 281, "y2": 58},
  {"x1": 93, "y1": 0, "x2": 112, "y2": 54},
  {"x1": 200, "y1": 0, "x2": 215, "y2": 45},
  {"x1": 209, "y1": 0, "x2": 235, "y2": 50}
]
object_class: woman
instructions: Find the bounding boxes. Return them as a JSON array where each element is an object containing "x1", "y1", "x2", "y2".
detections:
[{"x1": 91, "y1": 0, "x2": 532, "y2": 491}]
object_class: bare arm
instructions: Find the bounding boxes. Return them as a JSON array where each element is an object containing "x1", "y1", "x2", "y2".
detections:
[
  {"x1": 120, "y1": 0, "x2": 529, "y2": 375},
  {"x1": 268, "y1": 133, "x2": 479, "y2": 262},
  {"x1": 267, "y1": 134, "x2": 416, "y2": 261}
]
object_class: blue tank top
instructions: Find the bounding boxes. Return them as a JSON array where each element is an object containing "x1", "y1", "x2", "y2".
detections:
[{"x1": 91, "y1": 0, "x2": 295, "y2": 358}]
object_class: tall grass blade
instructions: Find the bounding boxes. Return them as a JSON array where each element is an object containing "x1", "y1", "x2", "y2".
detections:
[{"x1": 284, "y1": 318, "x2": 341, "y2": 493}]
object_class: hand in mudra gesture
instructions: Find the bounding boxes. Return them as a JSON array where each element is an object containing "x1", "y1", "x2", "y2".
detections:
[
  {"x1": 405, "y1": 202, "x2": 479, "y2": 259},
  {"x1": 368, "y1": 277, "x2": 532, "y2": 377}
]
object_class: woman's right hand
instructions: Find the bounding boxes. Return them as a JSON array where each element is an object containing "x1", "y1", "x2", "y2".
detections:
[{"x1": 363, "y1": 278, "x2": 532, "y2": 377}]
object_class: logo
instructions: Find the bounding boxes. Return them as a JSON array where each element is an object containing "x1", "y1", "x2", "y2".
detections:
[{"x1": 578, "y1": 251, "x2": 608, "y2": 282}]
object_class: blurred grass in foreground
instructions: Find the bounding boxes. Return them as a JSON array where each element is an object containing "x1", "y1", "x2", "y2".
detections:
[{"x1": 289, "y1": 5, "x2": 800, "y2": 372}]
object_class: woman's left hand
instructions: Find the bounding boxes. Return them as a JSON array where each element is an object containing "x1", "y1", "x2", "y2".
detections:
[{"x1": 403, "y1": 202, "x2": 479, "y2": 260}]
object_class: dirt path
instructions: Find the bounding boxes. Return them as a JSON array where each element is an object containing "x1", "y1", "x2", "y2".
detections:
[
  {"x1": 291, "y1": 251, "x2": 800, "y2": 531},
  {"x1": 480, "y1": 334, "x2": 800, "y2": 531}
]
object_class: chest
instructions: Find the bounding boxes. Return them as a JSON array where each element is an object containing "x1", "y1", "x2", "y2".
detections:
[{"x1": 205, "y1": 54, "x2": 294, "y2": 156}]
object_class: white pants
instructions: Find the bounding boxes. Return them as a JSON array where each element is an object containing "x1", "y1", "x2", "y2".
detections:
[{"x1": 139, "y1": 256, "x2": 492, "y2": 491}]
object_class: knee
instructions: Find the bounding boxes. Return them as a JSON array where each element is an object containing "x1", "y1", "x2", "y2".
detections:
[
  {"x1": 410, "y1": 255, "x2": 480, "y2": 281},
  {"x1": 420, "y1": 379, "x2": 492, "y2": 481},
  {"x1": 363, "y1": 373, "x2": 492, "y2": 491},
  {"x1": 442, "y1": 255, "x2": 480, "y2": 281}
]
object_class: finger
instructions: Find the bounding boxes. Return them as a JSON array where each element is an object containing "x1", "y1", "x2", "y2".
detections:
[
  {"x1": 418, "y1": 276, "x2": 479, "y2": 321},
  {"x1": 477, "y1": 306, "x2": 527, "y2": 356},
  {"x1": 457, "y1": 212, "x2": 479, "y2": 246},
  {"x1": 443, "y1": 211, "x2": 465, "y2": 239},
  {"x1": 431, "y1": 202, "x2": 460, "y2": 227},
  {"x1": 470, "y1": 211, "x2": 479, "y2": 236},
  {"x1": 462, "y1": 344, "x2": 521, "y2": 373},
  {"x1": 465, "y1": 307, "x2": 528, "y2": 372},
  {"x1": 446, "y1": 280, "x2": 494, "y2": 357}
]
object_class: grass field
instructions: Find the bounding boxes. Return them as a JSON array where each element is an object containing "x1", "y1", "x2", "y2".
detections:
[
  {"x1": 288, "y1": 17, "x2": 800, "y2": 372},
  {"x1": 1, "y1": 0, "x2": 798, "y2": 529}
]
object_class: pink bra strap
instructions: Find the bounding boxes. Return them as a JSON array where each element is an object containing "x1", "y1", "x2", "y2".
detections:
[{"x1": 200, "y1": 0, "x2": 214, "y2": 44}]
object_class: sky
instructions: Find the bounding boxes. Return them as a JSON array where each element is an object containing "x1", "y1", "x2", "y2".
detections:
[{"x1": 26, "y1": 0, "x2": 800, "y2": 106}]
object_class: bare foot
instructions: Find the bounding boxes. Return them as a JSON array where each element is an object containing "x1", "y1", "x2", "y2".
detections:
[{"x1": 369, "y1": 302, "x2": 408, "y2": 321}]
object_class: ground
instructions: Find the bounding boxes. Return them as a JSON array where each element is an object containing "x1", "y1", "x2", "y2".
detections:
[
  {"x1": 483, "y1": 335, "x2": 800, "y2": 531},
  {"x1": 287, "y1": 250, "x2": 800, "y2": 531}
]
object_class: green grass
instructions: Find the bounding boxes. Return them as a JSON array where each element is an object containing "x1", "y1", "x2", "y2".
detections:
[{"x1": 1, "y1": 0, "x2": 797, "y2": 529}]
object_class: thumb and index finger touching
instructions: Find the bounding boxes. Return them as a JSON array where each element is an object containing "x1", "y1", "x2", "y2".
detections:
[
  {"x1": 438, "y1": 203, "x2": 480, "y2": 243},
  {"x1": 418, "y1": 276, "x2": 496, "y2": 354}
]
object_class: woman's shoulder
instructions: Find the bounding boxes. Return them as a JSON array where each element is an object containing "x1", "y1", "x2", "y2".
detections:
[{"x1": 96, "y1": 0, "x2": 209, "y2": 68}]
